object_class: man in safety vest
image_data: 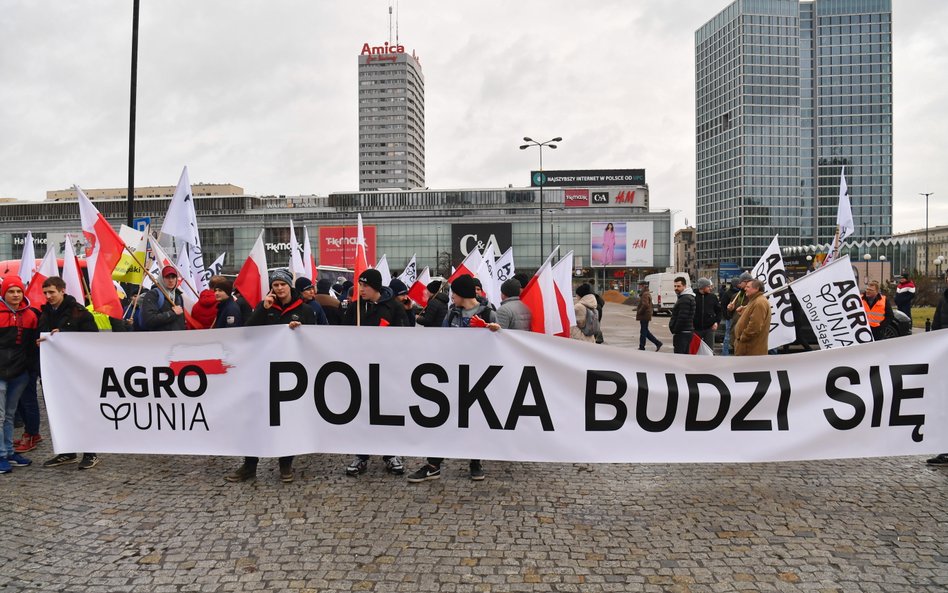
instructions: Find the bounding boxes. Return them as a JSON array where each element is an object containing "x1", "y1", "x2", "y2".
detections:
[{"x1": 861, "y1": 280, "x2": 893, "y2": 341}]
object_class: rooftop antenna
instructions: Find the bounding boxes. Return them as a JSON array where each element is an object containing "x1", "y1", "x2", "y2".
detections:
[
  {"x1": 395, "y1": 0, "x2": 400, "y2": 45},
  {"x1": 388, "y1": 1, "x2": 393, "y2": 45}
]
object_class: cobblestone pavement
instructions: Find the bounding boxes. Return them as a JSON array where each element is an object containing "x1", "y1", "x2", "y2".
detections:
[{"x1": 2, "y1": 303, "x2": 946, "y2": 592}]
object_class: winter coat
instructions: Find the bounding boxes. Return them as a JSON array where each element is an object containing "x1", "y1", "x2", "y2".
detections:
[
  {"x1": 636, "y1": 290, "x2": 653, "y2": 321},
  {"x1": 894, "y1": 279, "x2": 916, "y2": 310},
  {"x1": 570, "y1": 294, "x2": 599, "y2": 343},
  {"x1": 314, "y1": 292, "x2": 343, "y2": 325},
  {"x1": 304, "y1": 299, "x2": 329, "y2": 325},
  {"x1": 734, "y1": 292, "x2": 771, "y2": 356},
  {"x1": 721, "y1": 287, "x2": 744, "y2": 321},
  {"x1": 139, "y1": 286, "x2": 186, "y2": 331},
  {"x1": 189, "y1": 290, "x2": 219, "y2": 329},
  {"x1": 669, "y1": 289, "x2": 696, "y2": 335},
  {"x1": 932, "y1": 287, "x2": 948, "y2": 331},
  {"x1": 416, "y1": 292, "x2": 449, "y2": 327},
  {"x1": 693, "y1": 291, "x2": 722, "y2": 331},
  {"x1": 214, "y1": 298, "x2": 243, "y2": 328},
  {"x1": 37, "y1": 294, "x2": 98, "y2": 334},
  {"x1": 496, "y1": 296, "x2": 532, "y2": 330},
  {"x1": 247, "y1": 289, "x2": 317, "y2": 327},
  {"x1": 0, "y1": 297, "x2": 39, "y2": 379},
  {"x1": 443, "y1": 301, "x2": 497, "y2": 328},
  {"x1": 861, "y1": 292, "x2": 894, "y2": 340},
  {"x1": 344, "y1": 286, "x2": 408, "y2": 327}
]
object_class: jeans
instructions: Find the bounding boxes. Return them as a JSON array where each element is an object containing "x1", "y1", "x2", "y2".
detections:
[
  {"x1": 1, "y1": 372, "x2": 30, "y2": 457},
  {"x1": 721, "y1": 319, "x2": 733, "y2": 356},
  {"x1": 639, "y1": 320, "x2": 662, "y2": 349},
  {"x1": 15, "y1": 370, "x2": 40, "y2": 435},
  {"x1": 672, "y1": 333, "x2": 693, "y2": 354}
]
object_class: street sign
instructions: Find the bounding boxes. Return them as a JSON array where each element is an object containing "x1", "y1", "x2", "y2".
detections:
[{"x1": 133, "y1": 216, "x2": 151, "y2": 232}]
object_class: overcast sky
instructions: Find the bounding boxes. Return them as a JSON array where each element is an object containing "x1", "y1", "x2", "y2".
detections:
[{"x1": 1, "y1": 0, "x2": 945, "y2": 234}]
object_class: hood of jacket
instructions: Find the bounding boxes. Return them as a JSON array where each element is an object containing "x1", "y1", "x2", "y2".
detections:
[
  {"x1": 677, "y1": 287, "x2": 695, "y2": 298},
  {"x1": 578, "y1": 293, "x2": 598, "y2": 309}
]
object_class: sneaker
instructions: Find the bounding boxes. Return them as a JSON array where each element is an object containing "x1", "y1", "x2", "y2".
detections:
[
  {"x1": 406, "y1": 464, "x2": 441, "y2": 483},
  {"x1": 385, "y1": 456, "x2": 405, "y2": 475},
  {"x1": 345, "y1": 457, "x2": 368, "y2": 476},
  {"x1": 14, "y1": 433, "x2": 42, "y2": 453},
  {"x1": 469, "y1": 461, "x2": 485, "y2": 481},
  {"x1": 0, "y1": 458, "x2": 10, "y2": 474},
  {"x1": 42, "y1": 453, "x2": 78, "y2": 468},
  {"x1": 224, "y1": 464, "x2": 256, "y2": 482},
  {"x1": 7, "y1": 453, "x2": 32, "y2": 467},
  {"x1": 78, "y1": 454, "x2": 99, "y2": 470},
  {"x1": 926, "y1": 453, "x2": 948, "y2": 466},
  {"x1": 279, "y1": 461, "x2": 294, "y2": 483}
]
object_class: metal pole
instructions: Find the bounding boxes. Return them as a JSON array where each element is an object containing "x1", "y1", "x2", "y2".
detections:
[
  {"x1": 539, "y1": 146, "x2": 544, "y2": 264},
  {"x1": 920, "y1": 192, "x2": 933, "y2": 276},
  {"x1": 126, "y1": 0, "x2": 140, "y2": 228}
]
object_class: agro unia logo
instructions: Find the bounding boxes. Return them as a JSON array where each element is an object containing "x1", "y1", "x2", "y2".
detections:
[{"x1": 99, "y1": 344, "x2": 233, "y2": 432}]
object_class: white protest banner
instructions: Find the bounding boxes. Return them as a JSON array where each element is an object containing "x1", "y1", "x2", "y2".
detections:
[
  {"x1": 752, "y1": 236, "x2": 795, "y2": 350},
  {"x1": 789, "y1": 255, "x2": 872, "y2": 350},
  {"x1": 41, "y1": 326, "x2": 946, "y2": 462}
]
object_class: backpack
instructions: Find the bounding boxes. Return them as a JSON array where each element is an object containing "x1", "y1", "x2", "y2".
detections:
[
  {"x1": 581, "y1": 306, "x2": 600, "y2": 337},
  {"x1": 133, "y1": 289, "x2": 165, "y2": 331}
]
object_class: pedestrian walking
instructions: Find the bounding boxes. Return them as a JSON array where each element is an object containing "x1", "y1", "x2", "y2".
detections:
[
  {"x1": 635, "y1": 281, "x2": 662, "y2": 351},
  {"x1": 894, "y1": 273, "x2": 916, "y2": 318},
  {"x1": 669, "y1": 277, "x2": 695, "y2": 354}
]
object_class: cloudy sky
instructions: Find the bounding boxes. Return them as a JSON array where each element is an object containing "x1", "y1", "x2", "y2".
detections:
[{"x1": 1, "y1": 0, "x2": 945, "y2": 234}]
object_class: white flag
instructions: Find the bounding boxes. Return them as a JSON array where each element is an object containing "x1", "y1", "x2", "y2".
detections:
[
  {"x1": 752, "y1": 236, "x2": 796, "y2": 350},
  {"x1": 552, "y1": 250, "x2": 577, "y2": 334},
  {"x1": 398, "y1": 255, "x2": 418, "y2": 286},
  {"x1": 494, "y1": 247, "x2": 515, "y2": 286},
  {"x1": 17, "y1": 231, "x2": 36, "y2": 285},
  {"x1": 789, "y1": 255, "x2": 873, "y2": 350},
  {"x1": 476, "y1": 254, "x2": 500, "y2": 308},
  {"x1": 175, "y1": 247, "x2": 200, "y2": 313},
  {"x1": 160, "y1": 166, "x2": 207, "y2": 290},
  {"x1": 375, "y1": 254, "x2": 392, "y2": 287},
  {"x1": 302, "y1": 226, "x2": 316, "y2": 281},
  {"x1": 837, "y1": 166, "x2": 855, "y2": 241},
  {"x1": 207, "y1": 253, "x2": 226, "y2": 277},
  {"x1": 62, "y1": 234, "x2": 84, "y2": 303},
  {"x1": 288, "y1": 221, "x2": 306, "y2": 280}
]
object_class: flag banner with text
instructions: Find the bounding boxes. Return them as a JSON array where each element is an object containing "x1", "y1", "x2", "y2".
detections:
[
  {"x1": 752, "y1": 236, "x2": 795, "y2": 350},
  {"x1": 789, "y1": 255, "x2": 872, "y2": 350},
  {"x1": 41, "y1": 327, "x2": 947, "y2": 462}
]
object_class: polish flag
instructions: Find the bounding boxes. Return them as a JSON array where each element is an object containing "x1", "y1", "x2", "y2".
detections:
[
  {"x1": 18, "y1": 231, "x2": 37, "y2": 285},
  {"x1": 408, "y1": 266, "x2": 431, "y2": 307},
  {"x1": 689, "y1": 333, "x2": 714, "y2": 356},
  {"x1": 353, "y1": 214, "x2": 369, "y2": 306},
  {"x1": 62, "y1": 234, "x2": 85, "y2": 303},
  {"x1": 76, "y1": 185, "x2": 125, "y2": 317},
  {"x1": 302, "y1": 226, "x2": 317, "y2": 281},
  {"x1": 552, "y1": 251, "x2": 577, "y2": 337},
  {"x1": 234, "y1": 230, "x2": 269, "y2": 308},
  {"x1": 288, "y1": 221, "x2": 307, "y2": 280},
  {"x1": 447, "y1": 247, "x2": 483, "y2": 285},
  {"x1": 374, "y1": 254, "x2": 392, "y2": 287},
  {"x1": 25, "y1": 245, "x2": 59, "y2": 307},
  {"x1": 520, "y1": 254, "x2": 563, "y2": 335}
]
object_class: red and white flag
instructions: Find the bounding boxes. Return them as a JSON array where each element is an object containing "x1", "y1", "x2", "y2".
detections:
[
  {"x1": 288, "y1": 221, "x2": 307, "y2": 280},
  {"x1": 160, "y1": 166, "x2": 208, "y2": 290},
  {"x1": 302, "y1": 226, "x2": 317, "y2": 281},
  {"x1": 408, "y1": 266, "x2": 431, "y2": 307},
  {"x1": 520, "y1": 254, "x2": 563, "y2": 336},
  {"x1": 234, "y1": 230, "x2": 269, "y2": 308},
  {"x1": 447, "y1": 247, "x2": 483, "y2": 285},
  {"x1": 17, "y1": 231, "x2": 37, "y2": 285},
  {"x1": 689, "y1": 333, "x2": 714, "y2": 356},
  {"x1": 552, "y1": 251, "x2": 577, "y2": 337},
  {"x1": 398, "y1": 255, "x2": 418, "y2": 286},
  {"x1": 353, "y1": 214, "x2": 369, "y2": 306},
  {"x1": 62, "y1": 234, "x2": 85, "y2": 303},
  {"x1": 375, "y1": 254, "x2": 392, "y2": 287},
  {"x1": 25, "y1": 245, "x2": 59, "y2": 307},
  {"x1": 76, "y1": 185, "x2": 125, "y2": 317}
]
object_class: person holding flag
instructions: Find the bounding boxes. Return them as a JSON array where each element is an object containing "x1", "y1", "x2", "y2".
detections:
[
  {"x1": 415, "y1": 280, "x2": 448, "y2": 327},
  {"x1": 138, "y1": 266, "x2": 186, "y2": 331}
]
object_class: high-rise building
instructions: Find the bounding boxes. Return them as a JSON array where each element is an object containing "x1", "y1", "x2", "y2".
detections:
[
  {"x1": 358, "y1": 41, "x2": 425, "y2": 191},
  {"x1": 695, "y1": 0, "x2": 892, "y2": 270}
]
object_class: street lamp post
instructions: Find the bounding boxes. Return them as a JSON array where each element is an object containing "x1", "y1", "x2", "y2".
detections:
[
  {"x1": 935, "y1": 256, "x2": 945, "y2": 278},
  {"x1": 863, "y1": 252, "x2": 871, "y2": 285},
  {"x1": 520, "y1": 136, "x2": 562, "y2": 263},
  {"x1": 921, "y1": 192, "x2": 933, "y2": 276}
]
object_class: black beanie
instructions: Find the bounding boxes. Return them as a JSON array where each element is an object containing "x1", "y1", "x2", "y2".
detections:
[
  {"x1": 358, "y1": 269, "x2": 383, "y2": 292},
  {"x1": 389, "y1": 278, "x2": 409, "y2": 296},
  {"x1": 427, "y1": 280, "x2": 442, "y2": 294},
  {"x1": 501, "y1": 278, "x2": 522, "y2": 298},
  {"x1": 451, "y1": 274, "x2": 477, "y2": 299},
  {"x1": 295, "y1": 277, "x2": 314, "y2": 293},
  {"x1": 576, "y1": 283, "x2": 592, "y2": 297},
  {"x1": 316, "y1": 278, "x2": 332, "y2": 294}
]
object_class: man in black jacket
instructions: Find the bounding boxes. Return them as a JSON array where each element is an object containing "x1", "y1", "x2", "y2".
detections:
[
  {"x1": 139, "y1": 265, "x2": 186, "y2": 331},
  {"x1": 669, "y1": 276, "x2": 696, "y2": 354},
  {"x1": 226, "y1": 269, "x2": 316, "y2": 484},
  {"x1": 37, "y1": 277, "x2": 101, "y2": 470},
  {"x1": 416, "y1": 281, "x2": 448, "y2": 327},
  {"x1": 693, "y1": 277, "x2": 722, "y2": 349}
]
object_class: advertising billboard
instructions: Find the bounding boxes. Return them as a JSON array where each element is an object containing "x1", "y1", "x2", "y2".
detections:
[
  {"x1": 564, "y1": 189, "x2": 589, "y2": 208},
  {"x1": 451, "y1": 223, "x2": 512, "y2": 265},
  {"x1": 531, "y1": 169, "x2": 646, "y2": 187},
  {"x1": 318, "y1": 225, "x2": 377, "y2": 268},
  {"x1": 590, "y1": 221, "x2": 653, "y2": 267}
]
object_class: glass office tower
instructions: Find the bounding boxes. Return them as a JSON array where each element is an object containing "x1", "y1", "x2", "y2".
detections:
[{"x1": 696, "y1": 0, "x2": 892, "y2": 270}]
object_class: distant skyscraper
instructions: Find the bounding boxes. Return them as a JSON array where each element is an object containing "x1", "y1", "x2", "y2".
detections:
[
  {"x1": 695, "y1": 0, "x2": 892, "y2": 269},
  {"x1": 358, "y1": 41, "x2": 425, "y2": 191}
]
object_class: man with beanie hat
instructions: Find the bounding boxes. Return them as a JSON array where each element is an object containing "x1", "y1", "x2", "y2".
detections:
[
  {"x1": 343, "y1": 268, "x2": 409, "y2": 477},
  {"x1": 721, "y1": 272, "x2": 752, "y2": 355},
  {"x1": 693, "y1": 277, "x2": 722, "y2": 349},
  {"x1": 139, "y1": 265, "x2": 186, "y2": 331},
  {"x1": 669, "y1": 276, "x2": 696, "y2": 354},
  {"x1": 226, "y1": 269, "x2": 316, "y2": 484},
  {"x1": 496, "y1": 278, "x2": 531, "y2": 330},
  {"x1": 0, "y1": 275, "x2": 39, "y2": 473},
  {"x1": 408, "y1": 274, "x2": 499, "y2": 484},
  {"x1": 416, "y1": 280, "x2": 448, "y2": 327},
  {"x1": 315, "y1": 278, "x2": 343, "y2": 325},
  {"x1": 294, "y1": 277, "x2": 329, "y2": 325},
  {"x1": 209, "y1": 275, "x2": 243, "y2": 328},
  {"x1": 388, "y1": 278, "x2": 416, "y2": 327}
]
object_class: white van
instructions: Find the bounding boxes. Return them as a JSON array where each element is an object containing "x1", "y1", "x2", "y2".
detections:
[{"x1": 643, "y1": 273, "x2": 690, "y2": 315}]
